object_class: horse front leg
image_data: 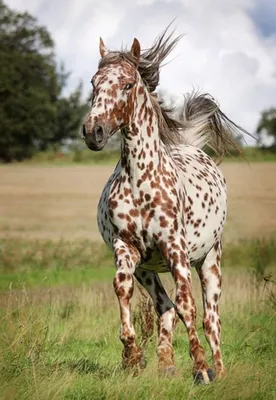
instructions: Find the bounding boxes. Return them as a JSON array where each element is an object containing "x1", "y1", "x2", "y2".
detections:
[{"x1": 113, "y1": 238, "x2": 144, "y2": 370}]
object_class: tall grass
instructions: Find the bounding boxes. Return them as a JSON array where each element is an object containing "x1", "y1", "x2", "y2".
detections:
[
  {"x1": 1, "y1": 237, "x2": 275, "y2": 289},
  {"x1": 0, "y1": 238, "x2": 275, "y2": 398},
  {"x1": 0, "y1": 270, "x2": 275, "y2": 399}
]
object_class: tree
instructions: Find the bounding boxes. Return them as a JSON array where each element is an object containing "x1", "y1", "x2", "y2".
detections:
[
  {"x1": 257, "y1": 108, "x2": 276, "y2": 146},
  {"x1": 49, "y1": 83, "x2": 88, "y2": 148},
  {"x1": 0, "y1": 1, "x2": 88, "y2": 162},
  {"x1": 0, "y1": 1, "x2": 59, "y2": 161}
]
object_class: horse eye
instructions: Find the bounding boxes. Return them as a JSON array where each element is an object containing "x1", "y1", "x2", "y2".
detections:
[{"x1": 124, "y1": 83, "x2": 134, "y2": 90}]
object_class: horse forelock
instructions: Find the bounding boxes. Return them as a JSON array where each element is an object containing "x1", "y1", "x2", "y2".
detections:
[{"x1": 98, "y1": 25, "x2": 182, "y2": 93}]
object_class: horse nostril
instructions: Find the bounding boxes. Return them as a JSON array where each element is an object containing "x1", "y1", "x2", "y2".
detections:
[
  {"x1": 82, "y1": 124, "x2": 86, "y2": 138},
  {"x1": 95, "y1": 125, "x2": 104, "y2": 143}
]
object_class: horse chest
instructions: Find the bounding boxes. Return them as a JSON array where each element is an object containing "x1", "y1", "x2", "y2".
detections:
[{"x1": 105, "y1": 174, "x2": 182, "y2": 248}]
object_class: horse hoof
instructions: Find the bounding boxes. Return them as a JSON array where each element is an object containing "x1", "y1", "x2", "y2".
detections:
[
  {"x1": 193, "y1": 368, "x2": 215, "y2": 384},
  {"x1": 207, "y1": 368, "x2": 215, "y2": 381}
]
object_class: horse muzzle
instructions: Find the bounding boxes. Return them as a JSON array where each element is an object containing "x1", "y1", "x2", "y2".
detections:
[{"x1": 82, "y1": 123, "x2": 108, "y2": 151}]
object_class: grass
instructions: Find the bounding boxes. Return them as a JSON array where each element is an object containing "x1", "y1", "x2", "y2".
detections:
[
  {"x1": 0, "y1": 237, "x2": 276, "y2": 290},
  {"x1": 0, "y1": 239, "x2": 114, "y2": 290},
  {"x1": 0, "y1": 238, "x2": 276, "y2": 399},
  {"x1": 27, "y1": 148, "x2": 121, "y2": 166},
  {"x1": 7, "y1": 146, "x2": 276, "y2": 166}
]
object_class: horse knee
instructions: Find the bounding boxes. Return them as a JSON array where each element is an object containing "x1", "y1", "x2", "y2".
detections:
[{"x1": 113, "y1": 272, "x2": 134, "y2": 299}]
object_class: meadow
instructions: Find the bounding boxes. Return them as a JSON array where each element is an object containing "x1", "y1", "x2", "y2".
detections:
[{"x1": 0, "y1": 160, "x2": 276, "y2": 399}]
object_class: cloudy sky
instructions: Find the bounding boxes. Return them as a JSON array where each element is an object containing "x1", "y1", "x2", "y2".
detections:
[{"x1": 7, "y1": 0, "x2": 276, "y2": 143}]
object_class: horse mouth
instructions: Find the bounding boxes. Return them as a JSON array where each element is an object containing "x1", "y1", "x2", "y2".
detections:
[{"x1": 85, "y1": 136, "x2": 107, "y2": 152}]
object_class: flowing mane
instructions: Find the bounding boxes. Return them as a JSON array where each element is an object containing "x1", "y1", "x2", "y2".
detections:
[{"x1": 98, "y1": 26, "x2": 252, "y2": 158}]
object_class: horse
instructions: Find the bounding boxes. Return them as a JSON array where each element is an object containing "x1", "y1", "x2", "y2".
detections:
[{"x1": 82, "y1": 27, "x2": 248, "y2": 384}]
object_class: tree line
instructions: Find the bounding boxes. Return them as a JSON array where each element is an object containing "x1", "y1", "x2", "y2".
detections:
[{"x1": 0, "y1": 1, "x2": 275, "y2": 162}]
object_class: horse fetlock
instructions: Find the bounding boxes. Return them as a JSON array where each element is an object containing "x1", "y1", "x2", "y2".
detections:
[
  {"x1": 157, "y1": 344, "x2": 175, "y2": 371},
  {"x1": 215, "y1": 365, "x2": 227, "y2": 379},
  {"x1": 122, "y1": 344, "x2": 145, "y2": 370}
]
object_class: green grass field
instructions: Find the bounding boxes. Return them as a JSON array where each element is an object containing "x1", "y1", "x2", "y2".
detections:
[
  {"x1": 23, "y1": 146, "x2": 276, "y2": 166},
  {"x1": 0, "y1": 238, "x2": 276, "y2": 400}
]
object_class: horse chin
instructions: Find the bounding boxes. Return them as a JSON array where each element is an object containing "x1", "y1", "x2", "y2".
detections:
[
  {"x1": 85, "y1": 137, "x2": 108, "y2": 152},
  {"x1": 85, "y1": 141, "x2": 105, "y2": 152}
]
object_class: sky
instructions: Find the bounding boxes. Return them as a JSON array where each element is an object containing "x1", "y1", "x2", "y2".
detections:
[{"x1": 6, "y1": 0, "x2": 276, "y2": 144}]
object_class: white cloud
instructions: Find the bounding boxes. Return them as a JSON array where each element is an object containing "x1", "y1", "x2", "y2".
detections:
[{"x1": 6, "y1": 0, "x2": 276, "y2": 144}]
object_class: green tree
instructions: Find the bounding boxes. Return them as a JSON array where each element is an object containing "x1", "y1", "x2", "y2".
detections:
[
  {"x1": 0, "y1": 1, "x2": 88, "y2": 162},
  {"x1": 50, "y1": 83, "x2": 88, "y2": 148},
  {"x1": 257, "y1": 108, "x2": 276, "y2": 146}
]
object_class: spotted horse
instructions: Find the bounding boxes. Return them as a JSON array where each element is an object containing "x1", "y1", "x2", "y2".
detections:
[{"x1": 83, "y1": 28, "x2": 249, "y2": 384}]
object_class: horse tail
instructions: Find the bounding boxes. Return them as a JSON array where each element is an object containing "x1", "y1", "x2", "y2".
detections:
[{"x1": 178, "y1": 92, "x2": 254, "y2": 160}]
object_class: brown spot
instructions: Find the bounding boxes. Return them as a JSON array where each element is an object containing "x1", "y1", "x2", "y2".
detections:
[
  {"x1": 203, "y1": 319, "x2": 212, "y2": 335},
  {"x1": 118, "y1": 213, "x2": 126, "y2": 219},
  {"x1": 109, "y1": 200, "x2": 118, "y2": 209},
  {"x1": 159, "y1": 216, "x2": 168, "y2": 228},
  {"x1": 129, "y1": 209, "x2": 139, "y2": 217},
  {"x1": 145, "y1": 193, "x2": 151, "y2": 201},
  {"x1": 211, "y1": 264, "x2": 220, "y2": 276},
  {"x1": 117, "y1": 272, "x2": 126, "y2": 282}
]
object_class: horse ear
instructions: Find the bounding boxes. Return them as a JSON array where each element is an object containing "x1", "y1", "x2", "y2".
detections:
[
  {"x1": 130, "y1": 38, "x2": 141, "y2": 60},
  {"x1": 99, "y1": 37, "x2": 108, "y2": 58}
]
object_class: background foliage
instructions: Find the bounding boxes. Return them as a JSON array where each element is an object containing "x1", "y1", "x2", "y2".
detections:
[{"x1": 0, "y1": 1, "x2": 88, "y2": 162}]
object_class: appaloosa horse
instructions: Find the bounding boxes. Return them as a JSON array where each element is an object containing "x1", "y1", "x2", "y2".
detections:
[{"x1": 83, "y1": 28, "x2": 248, "y2": 384}]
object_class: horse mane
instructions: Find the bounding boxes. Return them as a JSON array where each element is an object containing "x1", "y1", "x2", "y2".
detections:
[
  {"x1": 99, "y1": 25, "x2": 253, "y2": 158},
  {"x1": 99, "y1": 24, "x2": 182, "y2": 93}
]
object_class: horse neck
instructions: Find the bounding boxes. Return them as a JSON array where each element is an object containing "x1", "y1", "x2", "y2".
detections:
[{"x1": 120, "y1": 88, "x2": 161, "y2": 183}]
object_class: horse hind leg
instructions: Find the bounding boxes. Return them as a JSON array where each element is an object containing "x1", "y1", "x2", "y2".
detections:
[
  {"x1": 159, "y1": 239, "x2": 212, "y2": 384},
  {"x1": 196, "y1": 240, "x2": 226, "y2": 379},
  {"x1": 134, "y1": 269, "x2": 176, "y2": 375}
]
